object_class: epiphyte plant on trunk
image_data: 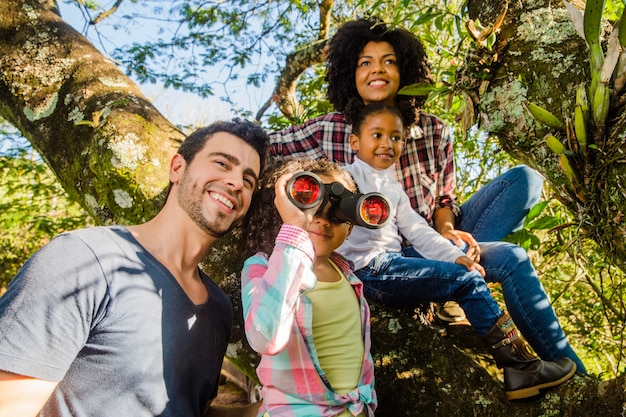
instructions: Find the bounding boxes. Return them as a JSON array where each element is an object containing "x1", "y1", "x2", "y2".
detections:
[{"x1": 526, "y1": 0, "x2": 625, "y2": 202}]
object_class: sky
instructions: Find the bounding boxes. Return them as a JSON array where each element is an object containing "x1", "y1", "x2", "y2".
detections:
[
  {"x1": 1, "y1": 2, "x2": 273, "y2": 154},
  {"x1": 57, "y1": 1, "x2": 276, "y2": 127}
]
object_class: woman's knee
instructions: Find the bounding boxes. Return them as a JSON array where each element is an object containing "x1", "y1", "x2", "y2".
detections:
[
  {"x1": 481, "y1": 242, "x2": 534, "y2": 281},
  {"x1": 510, "y1": 165, "x2": 544, "y2": 202}
]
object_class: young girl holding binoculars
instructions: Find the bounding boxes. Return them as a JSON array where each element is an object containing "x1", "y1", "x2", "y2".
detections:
[{"x1": 240, "y1": 158, "x2": 377, "y2": 417}]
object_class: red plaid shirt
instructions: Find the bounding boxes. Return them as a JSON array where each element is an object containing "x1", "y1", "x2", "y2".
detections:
[{"x1": 269, "y1": 112, "x2": 460, "y2": 225}]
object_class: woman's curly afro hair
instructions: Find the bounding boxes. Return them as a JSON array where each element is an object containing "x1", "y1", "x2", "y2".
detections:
[
  {"x1": 240, "y1": 158, "x2": 357, "y2": 259},
  {"x1": 325, "y1": 17, "x2": 432, "y2": 127}
]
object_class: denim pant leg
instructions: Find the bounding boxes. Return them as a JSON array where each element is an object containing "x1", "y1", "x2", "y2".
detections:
[
  {"x1": 458, "y1": 165, "x2": 544, "y2": 241},
  {"x1": 479, "y1": 241, "x2": 587, "y2": 373},
  {"x1": 354, "y1": 252, "x2": 502, "y2": 336}
]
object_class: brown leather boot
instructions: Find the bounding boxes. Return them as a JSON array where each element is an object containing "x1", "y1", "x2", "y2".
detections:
[{"x1": 482, "y1": 312, "x2": 576, "y2": 400}]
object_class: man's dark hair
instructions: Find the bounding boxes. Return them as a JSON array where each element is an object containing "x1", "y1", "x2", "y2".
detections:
[
  {"x1": 178, "y1": 118, "x2": 269, "y2": 173},
  {"x1": 164, "y1": 118, "x2": 269, "y2": 201},
  {"x1": 325, "y1": 17, "x2": 432, "y2": 126},
  {"x1": 352, "y1": 103, "x2": 406, "y2": 137}
]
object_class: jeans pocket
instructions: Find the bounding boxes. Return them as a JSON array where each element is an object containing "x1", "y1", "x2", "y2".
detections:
[
  {"x1": 355, "y1": 253, "x2": 405, "y2": 307},
  {"x1": 366, "y1": 253, "x2": 396, "y2": 276}
]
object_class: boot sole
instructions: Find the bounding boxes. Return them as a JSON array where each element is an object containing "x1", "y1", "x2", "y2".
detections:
[{"x1": 505, "y1": 362, "x2": 577, "y2": 400}]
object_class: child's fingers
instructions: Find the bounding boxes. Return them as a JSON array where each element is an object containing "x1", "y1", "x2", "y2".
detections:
[
  {"x1": 456, "y1": 256, "x2": 486, "y2": 277},
  {"x1": 274, "y1": 171, "x2": 314, "y2": 229},
  {"x1": 465, "y1": 244, "x2": 481, "y2": 262},
  {"x1": 274, "y1": 172, "x2": 293, "y2": 197}
]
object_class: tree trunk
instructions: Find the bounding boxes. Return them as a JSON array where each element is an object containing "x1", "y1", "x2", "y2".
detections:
[
  {"x1": 0, "y1": 0, "x2": 624, "y2": 414},
  {"x1": 366, "y1": 303, "x2": 625, "y2": 416},
  {"x1": 464, "y1": 0, "x2": 626, "y2": 268}
]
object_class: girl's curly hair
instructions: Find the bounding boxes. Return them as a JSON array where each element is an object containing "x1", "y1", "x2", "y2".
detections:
[
  {"x1": 326, "y1": 17, "x2": 432, "y2": 127},
  {"x1": 240, "y1": 158, "x2": 357, "y2": 259}
]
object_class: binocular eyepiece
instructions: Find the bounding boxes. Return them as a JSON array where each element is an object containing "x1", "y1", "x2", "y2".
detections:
[{"x1": 286, "y1": 171, "x2": 391, "y2": 229}]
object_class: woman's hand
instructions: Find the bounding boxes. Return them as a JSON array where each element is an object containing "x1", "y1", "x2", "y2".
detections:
[
  {"x1": 440, "y1": 228, "x2": 481, "y2": 262},
  {"x1": 454, "y1": 256, "x2": 485, "y2": 277},
  {"x1": 274, "y1": 172, "x2": 321, "y2": 230}
]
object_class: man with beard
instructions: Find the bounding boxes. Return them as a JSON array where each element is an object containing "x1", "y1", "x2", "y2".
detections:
[{"x1": 0, "y1": 119, "x2": 269, "y2": 417}]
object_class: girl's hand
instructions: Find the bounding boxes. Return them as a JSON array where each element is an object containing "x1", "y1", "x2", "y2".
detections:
[
  {"x1": 454, "y1": 256, "x2": 485, "y2": 277},
  {"x1": 274, "y1": 172, "x2": 321, "y2": 230},
  {"x1": 441, "y1": 229, "x2": 481, "y2": 262}
]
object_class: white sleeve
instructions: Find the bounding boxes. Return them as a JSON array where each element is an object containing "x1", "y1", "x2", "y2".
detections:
[{"x1": 395, "y1": 189, "x2": 466, "y2": 263}]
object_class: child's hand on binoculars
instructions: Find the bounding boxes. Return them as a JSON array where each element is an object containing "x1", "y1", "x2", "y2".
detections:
[
  {"x1": 275, "y1": 172, "x2": 322, "y2": 231},
  {"x1": 455, "y1": 256, "x2": 485, "y2": 277}
]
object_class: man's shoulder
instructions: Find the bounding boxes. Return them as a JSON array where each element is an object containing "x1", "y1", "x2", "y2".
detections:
[
  {"x1": 41, "y1": 227, "x2": 140, "y2": 266},
  {"x1": 60, "y1": 225, "x2": 122, "y2": 236},
  {"x1": 57, "y1": 226, "x2": 129, "y2": 247}
]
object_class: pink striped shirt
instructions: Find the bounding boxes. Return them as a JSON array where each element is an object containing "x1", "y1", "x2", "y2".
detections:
[{"x1": 241, "y1": 225, "x2": 376, "y2": 416}]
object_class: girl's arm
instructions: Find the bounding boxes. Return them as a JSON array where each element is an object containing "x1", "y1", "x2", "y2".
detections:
[
  {"x1": 433, "y1": 207, "x2": 480, "y2": 262},
  {"x1": 432, "y1": 122, "x2": 481, "y2": 261},
  {"x1": 399, "y1": 201, "x2": 484, "y2": 275},
  {"x1": 241, "y1": 225, "x2": 316, "y2": 355},
  {"x1": 241, "y1": 173, "x2": 319, "y2": 355},
  {"x1": 396, "y1": 190, "x2": 466, "y2": 264}
]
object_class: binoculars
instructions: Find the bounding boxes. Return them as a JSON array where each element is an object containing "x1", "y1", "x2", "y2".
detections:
[{"x1": 285, "y1": 171, "x2": 391, "y2": 229}]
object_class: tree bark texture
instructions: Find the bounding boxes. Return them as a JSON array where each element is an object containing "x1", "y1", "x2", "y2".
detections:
[
  {"x1": 464, "y1": 0, "x2": 626, "y2": 267},
  {"x1": 0, "y1": 0, "x2": 184, "y2": 224}
]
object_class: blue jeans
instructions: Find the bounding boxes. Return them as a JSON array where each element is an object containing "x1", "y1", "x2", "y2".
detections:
[
  {"x1": 458, "y1": 165, "x2": 544, "y2": 241},
  {"x1": 354, "y1": 250, "x2": 502, "y2": 336},
  {"x1": 458, "y1": 165, "x2": 585, "y2": 373}
]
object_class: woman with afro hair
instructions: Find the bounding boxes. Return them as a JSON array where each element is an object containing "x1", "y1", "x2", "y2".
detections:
[{"x1": 268, "y1": 17, "x2": 586, "y2": 374}]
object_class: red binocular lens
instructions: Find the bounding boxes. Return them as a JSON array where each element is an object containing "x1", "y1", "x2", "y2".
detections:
[
  {"x1": 286, "y1": 171, "x2": 391, "y2": 229},
  {"x1": 286, "y1": 172, "x2": 324, "y2": 209},
  {"x1": 358, "y1": 194, "x2": 389, "y2": 226}
]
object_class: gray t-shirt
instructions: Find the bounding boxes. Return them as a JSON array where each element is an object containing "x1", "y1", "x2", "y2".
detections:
[{"x1": 0, "y1": 226, "x2": 232, "y2": 416}]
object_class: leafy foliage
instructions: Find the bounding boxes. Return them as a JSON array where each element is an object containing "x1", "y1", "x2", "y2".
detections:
[
  {"x1": 72, "y1": 0, "x2": 329, "y2": 105},
  {"x1": 533, "y1": 207, "x2": 625, "y2": 377},
  {"x1": 0, "y1": 139, "x2": 91, "y2": 289}
]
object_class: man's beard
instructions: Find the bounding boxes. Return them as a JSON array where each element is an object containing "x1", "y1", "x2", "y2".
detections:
[{"x1": 177, "y1": 178, "x2": 240, "y2": 238}]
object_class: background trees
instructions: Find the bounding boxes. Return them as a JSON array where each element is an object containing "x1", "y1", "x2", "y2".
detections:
[{"x1": 1, "y1": 0, "x2": 625, "y2": 413}]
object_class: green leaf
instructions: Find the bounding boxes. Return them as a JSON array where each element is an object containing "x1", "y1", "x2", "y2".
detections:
[
  {"x1": 584, "y1": 0, "x2": 607, "y2": 46},
  {"x1": 397, "y1": 83, "x2": 447, "y2": 96},
  {"x1": 619, "y1": 7, "x2": 626, "y2": 47},
  {"x1": 526, "y1": 215, "x2": 561, "y2": 230},
  {"x1": 526, "y1": 201, "x2": 549, "y2": 223},
  {"x1": 503, "y1": 229, "x2": 541, "y2": 250}
]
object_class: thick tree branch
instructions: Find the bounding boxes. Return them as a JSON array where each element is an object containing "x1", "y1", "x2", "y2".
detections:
[
  {"x1": 266, "y1": 39, "x2": 328, "y2": 121},
  {"x1": 91, "y1": 0, "x2": 125, "y2": 25},
  {"x1": 260, "y1": 0, "x2": 334, "y2": 121},
  {"x1": 0, "y1": 0, "x2": 183, "y2": 224}
]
